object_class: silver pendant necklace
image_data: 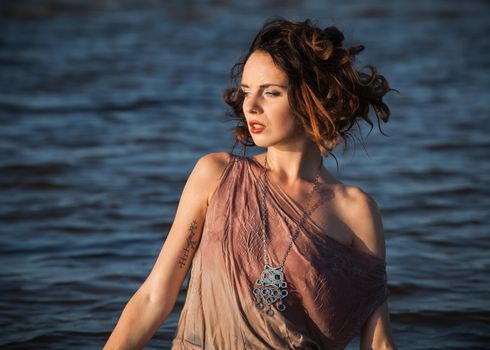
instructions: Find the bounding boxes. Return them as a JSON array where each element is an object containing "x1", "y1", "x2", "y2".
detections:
[{"x1": 253, "y1": 153, "x2": 323, "y2": 316}]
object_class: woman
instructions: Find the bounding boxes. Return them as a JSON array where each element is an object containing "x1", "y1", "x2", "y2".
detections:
[{"x1": 104, "y1": 18, "x2": 396, "y2": 349}]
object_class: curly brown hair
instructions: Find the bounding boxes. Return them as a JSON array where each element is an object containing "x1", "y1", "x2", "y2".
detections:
[{"x1": 224, "y1": 18, "x2": 394, "y2": 155}]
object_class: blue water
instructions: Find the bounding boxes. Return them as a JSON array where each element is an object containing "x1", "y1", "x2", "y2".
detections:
[{"x1": 1, "y1": 0, "x2": 489, "y2": 349}]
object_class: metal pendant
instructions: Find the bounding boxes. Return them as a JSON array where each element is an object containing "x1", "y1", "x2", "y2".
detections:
[{"x1": 253, "y1": 265, "x2": 288, "y2": 316}]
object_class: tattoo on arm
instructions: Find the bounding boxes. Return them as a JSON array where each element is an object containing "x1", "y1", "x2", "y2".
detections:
[{"x1": 178, "y1": 220, "x2": 199, "y2": 269}]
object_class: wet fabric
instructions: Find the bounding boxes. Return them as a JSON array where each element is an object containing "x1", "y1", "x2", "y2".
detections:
[{"x1": 171, "y1": 154, "x2": 389, "y2": 349}]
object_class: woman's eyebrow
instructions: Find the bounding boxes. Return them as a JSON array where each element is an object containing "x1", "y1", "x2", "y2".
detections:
[{"x1": 240, "y1": 83, "x2": 288, "y2": 89}]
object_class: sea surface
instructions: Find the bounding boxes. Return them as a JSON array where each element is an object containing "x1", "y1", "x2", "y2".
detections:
[{"x1": 1, "y1": 0, "x2": 489, "y2": 349}]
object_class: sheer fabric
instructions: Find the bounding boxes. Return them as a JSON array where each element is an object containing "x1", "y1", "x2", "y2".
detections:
[{"x1": 172, "y1": 154, "x2": 388, "y2": 349}]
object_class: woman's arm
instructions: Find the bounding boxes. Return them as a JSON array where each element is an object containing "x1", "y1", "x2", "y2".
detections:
[
  {"x1": 339, "y1": 186, "x2": 397, "y2": 350},
  {"x1": 103, "y1": 152, "x2": 230, "y2": 350},
  {"x1": 361, "y1": 301, "x2": 396, "y2": 350}
]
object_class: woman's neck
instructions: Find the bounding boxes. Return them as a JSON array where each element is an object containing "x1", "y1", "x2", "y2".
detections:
[{"x1": 260, "y1": 143, "x2": 323, "y2": 185}]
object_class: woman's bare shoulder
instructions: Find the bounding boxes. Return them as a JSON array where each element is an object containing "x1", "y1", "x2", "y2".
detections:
[
  {"x1": 331, "y1": 184, "x2": 386, "y2": 258},
  {"x1": 194, "y1": 152, "x2": 231, "y2": 178},
  {"x1": 191, "y1": 152, "x2": 232, "y2": 203},
  {"x1": 333, "y1": 184, "x2": 378, "y2": 210}
]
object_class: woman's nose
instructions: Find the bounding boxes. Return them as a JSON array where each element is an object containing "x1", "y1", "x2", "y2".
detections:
[{"x1": 243, "y1": 93, "x2": 263, "y2": 114}]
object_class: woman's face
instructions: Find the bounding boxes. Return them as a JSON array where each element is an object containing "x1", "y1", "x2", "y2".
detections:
[{"x1": 241, "y1": 51, "x2": 306, "y2": 150}]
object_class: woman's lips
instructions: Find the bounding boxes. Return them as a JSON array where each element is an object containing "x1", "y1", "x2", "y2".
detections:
[{"x1": 249, "y1": 120, "x2": 265, "y2": 134}]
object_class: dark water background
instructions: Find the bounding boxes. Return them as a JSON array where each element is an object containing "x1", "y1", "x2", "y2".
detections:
[{"x1": 1, "y1": 0, "x2": 489, "y2": 349}]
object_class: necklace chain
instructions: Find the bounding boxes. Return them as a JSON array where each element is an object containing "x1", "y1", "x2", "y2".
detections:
[
  {"x1": 253, "y1": 153, "x2": 323, "y2": 315},
  {"x1": 259, "y1": 154, "x2": 323, "y2": 267}
]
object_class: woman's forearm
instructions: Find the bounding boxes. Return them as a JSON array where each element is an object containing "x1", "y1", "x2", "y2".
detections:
[{"x1": 104, "y1": 288, "x2": 173, "y2": 350}]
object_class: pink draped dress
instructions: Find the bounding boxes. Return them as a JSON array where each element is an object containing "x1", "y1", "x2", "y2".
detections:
[{"x1": 172, "y1": 154, "x2": 388, "y2": 349}]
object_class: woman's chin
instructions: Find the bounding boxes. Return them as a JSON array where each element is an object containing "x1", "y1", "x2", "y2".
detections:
[{"x1": 250, "y1": 138, "x2": 270, "y2": 148}]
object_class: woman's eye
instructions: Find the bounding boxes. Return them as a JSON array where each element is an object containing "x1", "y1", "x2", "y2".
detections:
[{"x1": 265, "y1": 91, "x2": 281, "y2": 97}]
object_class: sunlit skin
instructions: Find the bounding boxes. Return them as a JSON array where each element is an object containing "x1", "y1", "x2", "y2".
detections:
[{"x1": 241, "y1": 51, "x2": 304, "y2": 150}]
